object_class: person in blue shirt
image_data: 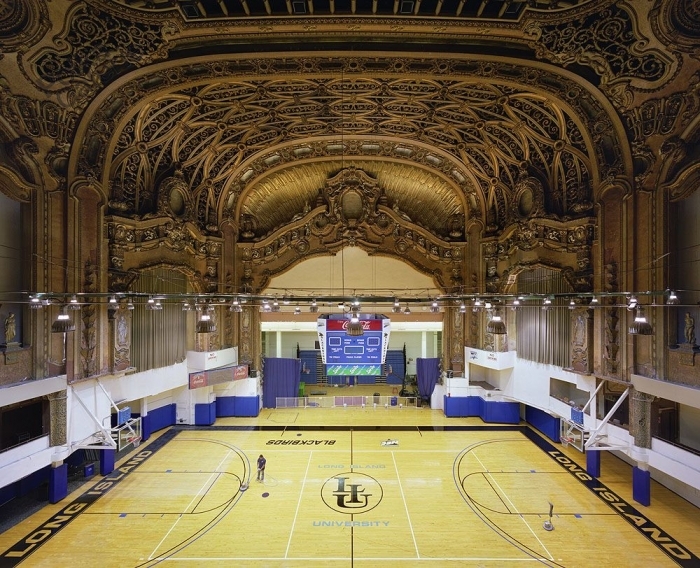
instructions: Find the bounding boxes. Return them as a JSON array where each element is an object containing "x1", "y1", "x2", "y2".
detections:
[{"x1": 257, "y1": 454, "x2": 266, "y2": 481}]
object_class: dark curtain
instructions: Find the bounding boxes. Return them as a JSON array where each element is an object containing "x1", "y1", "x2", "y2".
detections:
[
  {"x1": 262, "y1": 357, "x2": 301, "y2": 408},
  {"x1": 416, "y1": 358, "x2": 440, "y2": 399}
]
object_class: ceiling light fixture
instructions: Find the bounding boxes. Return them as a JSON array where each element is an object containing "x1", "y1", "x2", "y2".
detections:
[
  {"x1": 195, "y1": 311, "x2": 216, "y2": 333},
  {"x1": 51, "y1": 307, "x2": 76, "y2": 333},
  {"x1": 486, "y1": 310, "x2": 506, "y2": 334},
  {"x1": 346, "y1": 310, "x2": 364, "y2": 336},
  {"x1": 629, "y1": 306, "x2": 653, "y2": 335}
]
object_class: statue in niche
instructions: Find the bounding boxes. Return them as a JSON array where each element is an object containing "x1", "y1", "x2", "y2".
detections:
[
  {"x1": 5, "y1": 312, "x2": 16, "y2": 343},
  {"x1": 573, "y1": 314, "x2": 585, "y2": 346},
  {"x1": 684, "y1": 312, "x2": 695, "y2": 346}
]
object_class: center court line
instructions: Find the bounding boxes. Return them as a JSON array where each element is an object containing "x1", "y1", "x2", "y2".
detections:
[
  {"x1": 148, "y1": 450, "x2": 232, "y2": 561},
  {"x1": 285, "y1": 451, "x2": 313, "y2": 559},
  {"x1": 391, "y1": 451, "x2": 420, "y2": 558},
  {"x1": 471, "y1": 451, "x2": 554, "y2": 562}
]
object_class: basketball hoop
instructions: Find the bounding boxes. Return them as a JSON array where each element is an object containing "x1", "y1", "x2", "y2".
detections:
[{"x1": 560, "y1": 436, "x2": 573, "y2": 447}]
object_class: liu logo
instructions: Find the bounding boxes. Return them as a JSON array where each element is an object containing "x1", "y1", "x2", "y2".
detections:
[{"x1": 321, "y1": 472, "x2": 382, "y2": 515}]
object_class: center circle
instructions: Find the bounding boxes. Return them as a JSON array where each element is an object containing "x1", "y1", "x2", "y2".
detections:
[{"x1": 321, "y1": 472, "x2": 383, "y2": 515}]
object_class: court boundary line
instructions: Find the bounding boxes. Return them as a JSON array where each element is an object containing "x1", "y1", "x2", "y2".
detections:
[
  {"x1": 0, "y1": 429, "x2": 178, "y2": 567},
  {"x1": 523, "y1": 428, "x2": 700, "y2": 568},
  {"x1": 391, "y1": 451, "x2": 420, "y2": 559},
  {"x1": 147, "y1": 450, "x2": 231, "y2": 561},
  {"x1": 471, "y1": 450, "x2": 554, "y2": 562},
  {"x1": 285, "y1": 451, "x2": 313, "y2": 559}
]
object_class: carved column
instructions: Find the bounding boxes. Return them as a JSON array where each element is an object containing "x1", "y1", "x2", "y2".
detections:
[
  {"x1": 110, "y1": 305, "x2": 131, "y2": 372},
  {"x1": 47, "y1": 390, "x2": 67, "y2": 447},
  {"x1": 239, "y1": 305, "x2": 259, "y2": 366},
  {"x1": 629, "y1": 389, "x2": 655, "y2": 450},
  {"x1": 443, "y1": 306, "x2": 464, "y2": 374},
  {"x1": 570, "y1": 305, "x2": 593, "y2": 374}
]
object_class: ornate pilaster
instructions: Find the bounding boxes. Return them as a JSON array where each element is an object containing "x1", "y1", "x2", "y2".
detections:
[
  {"x1": 629, "y1": 389, "x2": 655, "y2": 449},
  {"x1": 444, "y1": 306, "x2": 464, "y2": 374},
  {"x1": 47, "y1": 390, "x2": 67, "y2": 447},
  {"x1": 571, "y1": 305, "x2": 593, "y2": 374},
  {"x1": 239, "y1": 305, "x2": 258, "y2": 366},
  {"x1": 110, "y1": 305, "x2": 131, "y2": 372}
]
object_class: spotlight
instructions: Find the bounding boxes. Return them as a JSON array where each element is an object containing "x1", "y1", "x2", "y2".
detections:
[
  {"x1": 629, "y1": 306, "x2": 653, "y2": 335},
  {"x1": 486, "y1": 310, "x2": 506, "y2": 334},
  {"x1": 347, "y1": 311, "x2": 364, "y2": 336},
  {"x1": 294, "y1": 307, "x2": 301, "y2": 315},
  {"x1": 68, "y1": 295, "x2": 81, "y2": 310},
  {"x1": 195, "y1": 312, "x2": 216, "y2": 333},
  {"x1": 51, "y1": 308, "x2": 75, "y2": 333},
  {"x1": 627, "y1": 296, "x2": 638, "y2": 310},
  {"x1": 127, "y1": 299, "x2": 135, "y2": 310},
  {"x1": 309, "y1": 299, "x2": 319, "y2": 313},
  {"x1": 590, "y1": 296, "x2": 599, "y2": 306},
  {"x1": 403, "y1": 305, "x2": 411, "y2": 315},
  {"x1": 459, "y1": 302, "x2": 466, "y2": 313},
  {"x1": 430, "y1": 300, "x2": 439, "y2": 313},
  {"x1": 29, "y1": 297, "x2": 42, "y2": 309},
  {"x1": 392, "y1": 298, "x2": 401, "y2": 313},
  {"x1": 667, "y1": 290, "x2": 679, "y2": 305}
]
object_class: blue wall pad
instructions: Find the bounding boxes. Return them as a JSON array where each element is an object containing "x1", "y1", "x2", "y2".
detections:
[
  {"x1": 234, "y1": 396, "x2": 260, "y2": 417},
  {"x1": 100, "y1": 448, "x2": 115, "y2": 476},
  {"x1": 149, "y1": 403, "x2": 176, "y2": 432},
  {"x1": 444, "y1": 396, "x2": 519, "y2": 423},
  {"x1": 195, "y1": 401, "x2": 216, "y2": 425},
  {"x1": 48, "y1": 464, "x2": 68, "y2": 504},
  {"x1": 141, "y1": 414, "x2": 152, "y2": 441},
  {"x1": 586, "y1": 449, "x2": 601, "y2": 478},
  {"x1": 633, "y1": 466, "x2": 651, "y2": 507},
  {"x1": 525, "y1": 406, "x2": 560, "y2": 442},
  {"x1": 216, "y1": 396, "x2": 236, "y2": 417}
]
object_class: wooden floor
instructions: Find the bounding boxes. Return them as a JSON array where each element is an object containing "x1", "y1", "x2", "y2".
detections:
[{"x1": 2, "y1": 385, "x2": 700, "y2": 567}]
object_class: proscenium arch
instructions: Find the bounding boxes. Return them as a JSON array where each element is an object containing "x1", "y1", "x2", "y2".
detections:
[
  {"x1": 68, "y1": 51, "x2": 632, "y2": 220},
  {"x1": 236, "y1": 165, "x2": 467, "y2": 294}
]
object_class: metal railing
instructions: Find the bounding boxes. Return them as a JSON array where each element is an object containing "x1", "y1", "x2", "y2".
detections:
[{"x1": 276, "y1": 395, "x2": 420, "y2": 409}]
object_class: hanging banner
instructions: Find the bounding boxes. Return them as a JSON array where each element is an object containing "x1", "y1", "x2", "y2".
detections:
[{"x1": 188, "y1": 364, "x2": 249, "y2": 389}]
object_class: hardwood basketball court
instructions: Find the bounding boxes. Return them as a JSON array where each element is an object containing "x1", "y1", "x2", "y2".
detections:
[{"x1": 2, "y1": 390, "x2": 700, "y2": 567}]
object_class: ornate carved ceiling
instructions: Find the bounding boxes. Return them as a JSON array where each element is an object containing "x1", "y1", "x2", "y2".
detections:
[
  {"x1": 78, "y1": 54, "x2": 621, "y2": 242},
  {"x1": 2, "y1": 0, "x2": 700, "y2": 297}
]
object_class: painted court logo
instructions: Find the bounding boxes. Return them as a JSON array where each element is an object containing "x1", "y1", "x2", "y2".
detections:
[{"x1": 321, "y1": 472, "x2": 382, "y2": 515}]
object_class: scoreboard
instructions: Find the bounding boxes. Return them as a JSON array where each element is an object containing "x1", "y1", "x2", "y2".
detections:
[{"x1": 317, "y1": 316, "x2": 391, "y2": 376}]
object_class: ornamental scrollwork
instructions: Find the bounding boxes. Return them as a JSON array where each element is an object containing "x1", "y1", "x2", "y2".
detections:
[
  {"x1": 526, "y1": 4, "x2": 676, "y2": 107},
  {"x1": 26, "y1": 4, "x2": 171, "y2": 101}
]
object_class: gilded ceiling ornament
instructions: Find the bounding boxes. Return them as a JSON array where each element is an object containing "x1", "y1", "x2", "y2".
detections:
[
  {"x1": 0, "y1": 0, "x2": 48, "y2": 51},
  {"x1": 526, "y1": 4, "x2": 675, "y2": 107}
]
